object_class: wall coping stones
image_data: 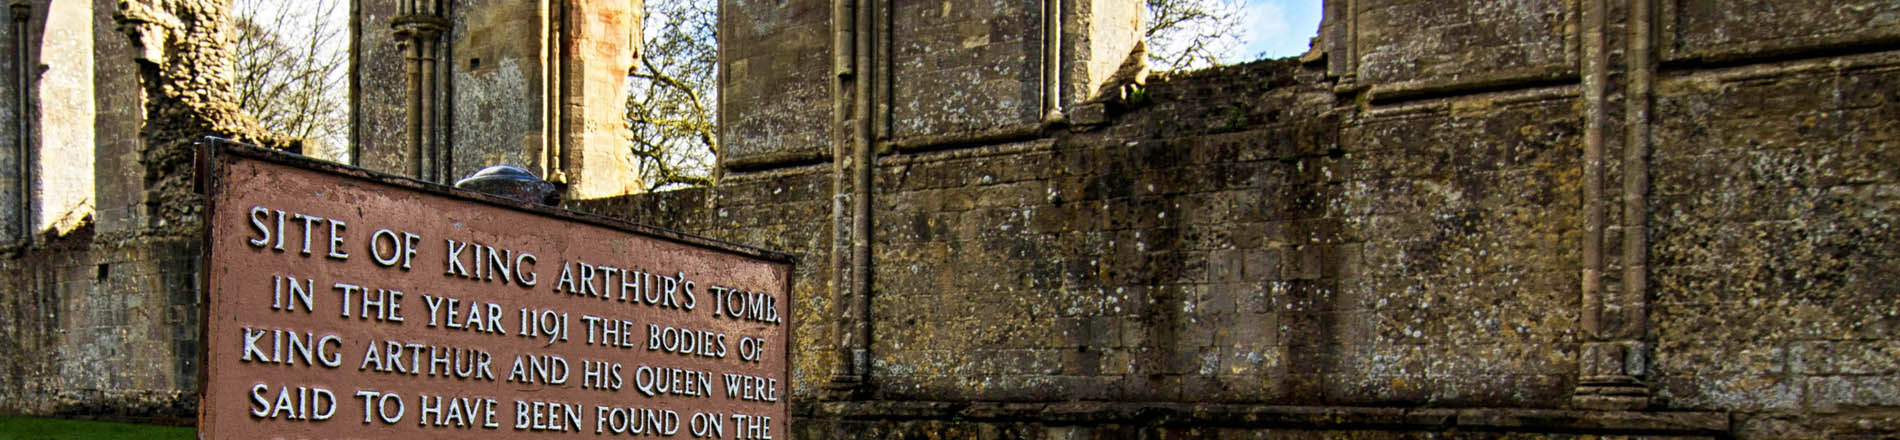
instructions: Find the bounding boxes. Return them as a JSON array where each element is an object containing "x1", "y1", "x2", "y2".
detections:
[{"x1": 796, "y1": 400, "x2": 1730, "y2": 435}]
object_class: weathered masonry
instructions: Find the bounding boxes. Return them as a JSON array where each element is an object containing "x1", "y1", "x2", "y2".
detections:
[
  {"x1": 0, "y1": 0, "x2": 1897, "y2": 439},
  {"x1": 0, "y1": 0, "x2": 649, "y2": 424},
  {"x1": 580, "y1": 0, "x2": 1900, "y2": 438}
]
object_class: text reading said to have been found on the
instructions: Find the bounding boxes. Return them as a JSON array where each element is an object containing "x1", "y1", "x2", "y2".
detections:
[{"x1": 233, "y1": 205, "x2": 783, "y2": 438}]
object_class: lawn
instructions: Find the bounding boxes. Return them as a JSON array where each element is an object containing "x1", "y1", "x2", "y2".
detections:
[{"x1": 0, "y1": 417, "x2": 195, "y2": 440}]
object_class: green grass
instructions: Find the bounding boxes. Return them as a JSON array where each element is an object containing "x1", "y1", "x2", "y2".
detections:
[{"x1": 0, "y1": 417, "x2": 195, "y2": 440}]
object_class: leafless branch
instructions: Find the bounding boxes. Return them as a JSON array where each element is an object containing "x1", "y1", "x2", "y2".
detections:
[
  {"x1": 231, "y1": 0, "x2": 348, "y2": 159},
  {"x1": 1146, "y1": 0, "x2": 1246, "y2": 71},
  {"x1": 625, "y1": 0, "x2": 718, "y2": 190}
]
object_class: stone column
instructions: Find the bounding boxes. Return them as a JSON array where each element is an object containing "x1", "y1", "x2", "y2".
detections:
[
  {"x1": 5, "y1": 1, "x2": 26, "y2": 243},
  {"x1": 553, "y1": 0, "x2": 641, "y2": 198},
  {"x1": 1574, "y1": 0, "x2": 1655, "y2": 410},
  {"x1": 393, "y1": 0, "x2": 448, "y2": 182},
  {"x1": 93, "y1": 0, "x2": 146, "y2": 236}
]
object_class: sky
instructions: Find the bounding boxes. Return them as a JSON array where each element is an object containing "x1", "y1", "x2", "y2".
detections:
[{"x1": 1237, "y1": 0, "x2": 1324, "y2": 59}]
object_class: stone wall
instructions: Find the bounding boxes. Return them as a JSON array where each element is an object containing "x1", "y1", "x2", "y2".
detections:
[
  {"x1": 568, "y1": 0, "x2": 1900, "y2": 437},
  {"x1": 349, "y1": 0, "x2": 412, "y2": 175},
  {"x1": 1649, "y1": 52, "x2": 1900, "y2": 438},
  {"x1": 0, "y1": 0, "x2": 262, "y2": 422},
  {"x1": 1345, "y1": 0, "x2": 1573, "y2": 86},
  {"x1": 718, "y1": 0, "x2": 1144, "y2": 169},
  {"x1": 0, "y1": 233, "x2": 202, "y2": 422},
  {"x1": 717, "y1": 0, "x2": 833, "y2": 168},
  {"x1": 0, "y1": 0, "x2": 329, "y2": 420},
  {"x1": 0, "y1": 0, "x2": 648, "y2": 423},
  {"x1": 0, "y1": 0, "x2": 129, "y2": 243},
  {"x1": 578, "y1": 57, "x2": 1677, "y2": 438},
  {"x1": 0, "y1": 0, "x2": 1893, "y2": 438},
  {"x1": 0, "y1": 1, "x2": 25, "y2": 244},
  {"x1": 92, "y1": 0, "x2": 147, "y2": 237}
]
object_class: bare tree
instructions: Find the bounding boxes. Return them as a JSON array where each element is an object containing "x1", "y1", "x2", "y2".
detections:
[
  {"x1": 625, "y1": 0, "x2": 718, "y2": 191},
  {"x1": 1145, "y1": 0, "x2": 1246, "y2": 71},
  {"x1": 231, "y1": 0, "x2": 349, "y2": 160}
]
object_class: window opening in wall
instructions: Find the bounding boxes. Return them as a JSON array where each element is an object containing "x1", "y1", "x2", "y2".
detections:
[
  {"x1": 625, "y1": 0, "x2": 717, "y2": 192},
  {"x1": 232, "y1": 0, "x2": 350, "y2": 162},
  {"x1": 1146, "y1": 0, "x2": 1321, "y2": 71},
  {"x1": 31, "y1": 0, "x2": 97, "y2": 238}
]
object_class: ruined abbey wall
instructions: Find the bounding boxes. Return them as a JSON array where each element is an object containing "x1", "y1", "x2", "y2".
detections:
[
  {"x1": 1, "y1": 0, "x2": 262, "y2": 422},
  {"x1": 0, "y1": 0, "x2": 647, "y2": 422},
  {"x1": 0, "y1": 0, "x2": 1892, "y2": 438},
  {"x1": 572, "y1": 0, "x2": 1900, "y2": 438}
]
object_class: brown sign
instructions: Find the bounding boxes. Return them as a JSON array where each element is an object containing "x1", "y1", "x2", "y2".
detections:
[{"x1": 200, "y1": 144, "x2": 792, "y2": 439}]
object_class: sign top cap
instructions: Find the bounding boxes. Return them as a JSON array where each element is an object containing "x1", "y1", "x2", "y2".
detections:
[{"x1": 454, "y1": 164, "x2": 560, "y2": 205}]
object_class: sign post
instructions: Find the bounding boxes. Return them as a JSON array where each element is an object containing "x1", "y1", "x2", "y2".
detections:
[{"x1": 198, "y1": 141, "x2": 793, "y2": 439}]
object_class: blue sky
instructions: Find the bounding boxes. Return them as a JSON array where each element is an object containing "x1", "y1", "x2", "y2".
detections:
[{"x1": 1238, "y1": 0, "x2": 1323, "y2": 59}]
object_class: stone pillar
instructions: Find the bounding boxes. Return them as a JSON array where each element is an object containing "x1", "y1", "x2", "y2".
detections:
[
  {"x1": 351, "y1": 0, "x2": 409, "y2": 173},
  {"x1": 360, "y1": 0, "x2": 639, "y2": 196},
  {"x1": 393, "y1": 0, "x2": 448, "y2": 182},
  {"x1": 1062, "y1": 0, "x2": 1144, "y2": 124},
  {"x1": 1574, "y1": 0, "x2": 1655, "y2": 410},
  {"x1": 92, "y1": 0, "x2": 144, "y2": 236},
  {"x1": 554, "y1": 0, "x2": 641, "y2": 197},
  {"x1": 2, "y1": 1, "x2": 26, "y2": 243}
]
